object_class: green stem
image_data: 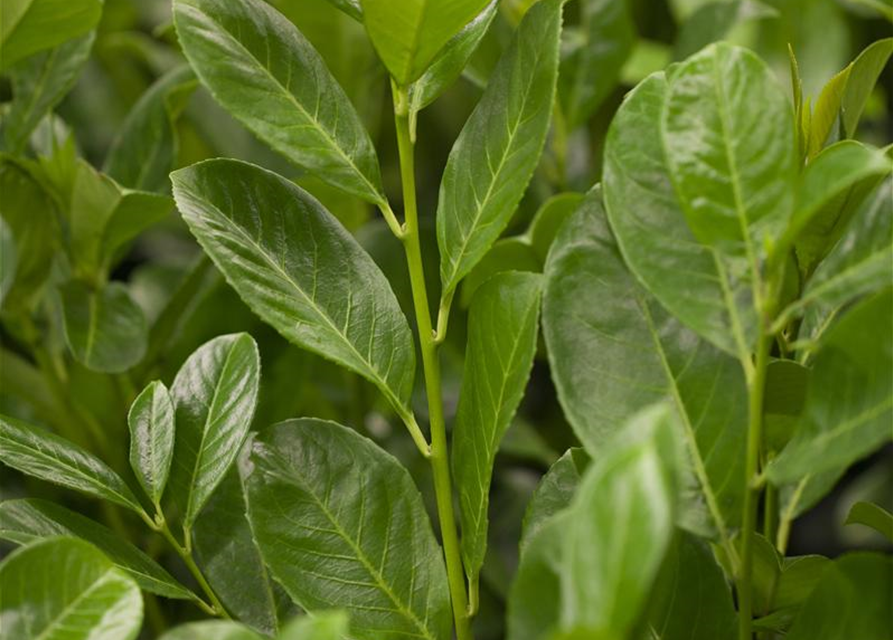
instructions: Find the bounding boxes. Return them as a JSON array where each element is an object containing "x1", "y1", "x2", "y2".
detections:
[
  {"x1": 738, "y1": 332, "x2": 771, "y2": 640},
  {"x1": 393, "y1": 85, "x2": 473, "y2": 640}
]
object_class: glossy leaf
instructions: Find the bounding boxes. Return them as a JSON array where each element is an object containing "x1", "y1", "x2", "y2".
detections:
[
  {"x1": 437, "y1": 0, "x2": 563, "y2": 297},
  {"x1": 0, "y1": 499, "x2": 194, "y2": 600},
  {"x1": 453, "y1": 272, "x2": 542, "y2": 590},
  {"x1": 559, "y1": 0, "x2": 635, "y2": 129},
  {"x1": 158, "y1": 621, "x2": 264, "y2": 640},
  {"x1": 769, "y1": 290, "x2": 893, "y2": 484},
  {"x1": 603, "y1": 72, "x2": 756, "y2": 355},
  {"x1": 104, "y1": 65, "x2": 198, "y2": 193},
  {"x1": 128, "y1": 380, "x2": 175, "y2": 505},
  {"x1": 171, "y1": 159, "x2": 416, "y2": 420},
  {"x1": 360, "y1": 0, "x2": 490, "y2": 84},
  {"x1": 60, "y1": 281, "x2": 148, "y2": 373},
  {"x1": 520, "y1": 448, "x2": 590, "y2": 552},
  {"x1": 786, "y1": 553, "x2": 893, "y2": 640},
  {"x1": 173, "y1": 0, "x2": 387, "y2": 205},
  {"x1": 0, "y1": 414, "x2": 144, "y2": 513},
  {"x1": 845, "y1": 501, "x2": 893, "y2": 542},
  {"x1": 543, "y1": 190, "x2": 747, "y2": 537},
  {"x1": 168, "y1": 333, "x2": 260, "y2": 528},
  {"x1": 0, "y1": 0, "x2": 101, "y2": 70},
  {"x1": 0, "y1": 537, "x2": 143, "y2": 640},
  {"x1": 245, "y1": 419, "x2": 451, "y2": 640},
  {"x1": 662, "y1": 43, "x2": 796, "y2": 254}
]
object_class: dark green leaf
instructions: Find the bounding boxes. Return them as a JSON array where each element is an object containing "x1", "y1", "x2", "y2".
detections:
[
  {"x1": 527, "y1": 192, "x2": 584, "y2": 263},
  {"x1": 845, "y1": 501, "x2": 893, "y2": 542},
  {"x1": 128, "y1": 380, "x2": 175, "y2": 505},
  {"x1": 0, "y1": 216, "x2": 16, "y2": 306},
  {"x1": 173, "y1": 0, "x2": 387, "y2": 205},
  {"x1": 0, "y1": 499, "x2": 194, "y2": 600},
  {"x1": 245, "y1": 419, "x2": 451, "y2": 640},
  {"x1": 0, "y1": 0, "x2": 101, "y2": 70},
  {"x1": 674, "y1": 0, "x2": 777, "y2": 60},
  {"x1": 0, "y1": 414, "x2": 145, "y2": 513},
  {"x1": 437, "y1": 0, "x2": 563, "y2": 298},
  {"x1": 60, "y1": 281, "x2": 148, "y2": 373},
  {"x1": 453, "y1": 272, "x2": 542, "y2": 590},
  {"x1": 171, "y1": 159, "x2": 416, "y2": 421},
  {"x1": 460, "y1": 237, "x2": 540, "y2": 307},
  {"x1": 168, "y1": 333, "x2": 260, "y2": 528}
]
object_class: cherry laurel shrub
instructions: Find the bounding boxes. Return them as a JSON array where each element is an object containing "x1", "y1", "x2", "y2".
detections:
[{"x1": 0, "y1": 1, "x2": 891, "y2": 639}]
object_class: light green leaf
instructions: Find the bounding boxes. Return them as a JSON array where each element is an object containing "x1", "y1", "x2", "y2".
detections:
[
  {"x1": 603, "y1": 72, "x2": 756, "y2": 356},
  {"x1": 0, "y1": 33, "x2": 94, "y2": 153},
  {"x1": 845, "y1": 501, "x2": 893, "y2": 542},
  {"x1": 171, "y1": 159, "x2": 416, "y2": 421},
  {"x1": 245, "y1": 419, "x2": 451, "y2": 640},
  {"x1": 662, "y1": 43, "x2": 796, "y2": 255},
  {"x1": 280, "y1": 612, "x2": 351, "y2": 640},
  {"x1": 0, "y1": 414, "x2": 145, "y2": 513},
  {"x1": 60, "y1": 280, "x2": 148, "y2": 373},
  {"x1": 786, "y1": 553, "x2": 892, "y2": 640},
  {"x1": 0, "y1": 215, "x2": 16, "y2": 306},
  {"x1": 453, "y1": 272, "x2": 542, "y2": 590},
  {"x1": 0, "y1": 499, "x2": 195, "y2": 600},
  {"x1": 168, "y1": 333, "x2": 260, "y2": 528},
  {"x1": 104, "y1": 65, "x2": 197, "y2": 193},
  {"x1": 0, "y1": 0, "x2": 101, "y2": 70},
  {"x1": 128, "y1": 380, "x2": 175, "y2": 505},
  {"x1": 559, "y1": 0, "x2": 635, "y2": 129},
  {"x1": 360, "y1": 0, "x2": 490, "y2": 84},
  {"x1": 543, "y1": 190, "x2": 747, "y2": 538},
  {"x1": 437, "y1": 0, "x2": 563, "y2": 298},
  {"x1": 321, "y1": 0, "x2": 362, "y2": 21},
  {"x1": 173, "y1": 0, "x2": 386, "y2": 206},
  {"x1": 157, "y1": 621, "x2": 263, "y2": 640},
  {"x1": 769, "y1": 289, "x2": 893, "y2": 484},
  {"x1": 0, "y1": 537, "x2": 143, "y2": 640}
]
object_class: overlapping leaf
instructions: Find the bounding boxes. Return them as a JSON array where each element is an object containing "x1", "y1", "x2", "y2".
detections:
[{"x1": 128, "y1": 381, "x2": 175, "y2": 505}]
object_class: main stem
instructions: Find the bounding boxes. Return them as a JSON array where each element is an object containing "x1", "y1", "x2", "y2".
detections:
[
  {"x1": 738, "y1": 332, "x2": 771, "y2": 640},
  {"x1": 393, "y1": 90, "x2": 472, "y2": 640}
]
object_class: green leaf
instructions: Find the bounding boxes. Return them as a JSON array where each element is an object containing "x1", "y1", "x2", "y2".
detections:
[
  {"x1": 360, "y1": 0, "x2": 490, "y2": 85},
  {"x1": 453, "y1": 272, "x2": 542, "y2": 589},
  {"x1": 0, "y1": 537, "x2": 143, "y2": 640},
  {"x1": 543, "y1": 189, "x2": 747, "y2": 538},
  {"x1": 662, "y1": 43, "x2": 796, "y2": 255},
  {"x1": 0, "y1": 499, "x2": 194, "y2": 600},
  {"x1": 845, "y1": 501, "x2": 893, "y2": 542},
  {"x1": 280, "y1": 612, "x2": 351, "y2": 640},
  {"x1": 774, "y1": 555, "x2": 831, "y2": 612},
  {"x1": 520, "y1": 448, "x2": 590, "y2": 552},
  {"x1": 104, "y1": 65, "x2": 197, "y2": 193},
  {"x1": 158, "y1": 621, "x2": 264, "y2": 640},
  {"x1": 245, "y1": 419, "x2": 451, "y2": 640},
  {"x1": 603, "y1": 72, "x2": 756, "y2": 355},
  {"x1": 768, "y1": 290, "x2": 893, "y2": 484},
  {"x1": 0, "y1": 33, "x2": 94, "y2": 153},
  {"x1": 171, "y1": 159, "x2": 416, "y2": 421},
  {"x1": 60, "y1": 280, "x2": 148, "y2": 373},
  {"x1": 527, "y1": 193, "x2": 585, "y2": 263},
  {"x1": 321, "y1": 0, "x2": 363, "y2": 21},
  {"x1": 408, "y1": 0, "x2": 497, "y2": 121},
  {"x1": 786, "y1": 553, "x2": 892, "y2": 640},
  {"x1": 167, "y1": 333, "x2": 260, "y2": 528},
  {"x1": 173, "y1": 0, "x2": 387, "y2": 206},
  {"x1": 437, "y1": 0, "x2": 563, "y2": 298},
  {"x1": 0, "y1": 0, "x2": 101, "y2": 70},
  {"x1": 128, "y1": 380, "x2": 175, "y2": 505},
  {"x1": 674, "y1": 0, "x2": 777, "y2": 61},
  {"x1": 559, "y1": 0, "x2": 635, "y2": 129},
  {"x1": 459, "y1": 237, "x2": 540, "y2": 307},
  {"x1": 0, "y1": 215, "x2": 16, "y2": 306},
  {"x1": 0, "y1": 414, "x2": 145, "y2": 513},
  {"x1": 646, "y1": 533, "x2": 737, "y2": 640}
]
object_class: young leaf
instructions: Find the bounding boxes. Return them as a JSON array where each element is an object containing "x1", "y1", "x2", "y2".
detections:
[
  {"x1": 171, "y1": 159, "x2": 416, "y2": 421},
  {"x1": 452, "y1": 271, "x2": 542, "y2": 594},
  {"x1": 0, "y1": 499, "x2": 195, "y2": 600},
  {"x1": 167, "y1": 333, "x2": 260, "y2": 528},
  {"x1": 173, "y1": 0, "x2": 387, "y2": 206},
  {"x1": 158, "y1": 621, "x2": 264, "y2": 640},
  {"x1": 768, "y1": 290, "x2": 893, "y2": 484},
  {"x1": 0, "y1": 0, "x2": 101, "y2": 70},
  {"x1": 520, "y1": 448, "x2": 590, "y2": 552},
  {"x1": 845, "y1": 502, "x2": 893, "y2": 542},
  {"x1": 0, "y1": 537, "x2": 143, "y2": 640},
  {"x1": 559, "y1": 0, "x2": 635, "y2": 130},
  {"x1": 662, "y1": 42, "x2": 796, "y2": 254},
  {"x1": 785, "y1": 553, "x2": 892, "y2": 640},
  {"x1": 60, "y1": 281, "x2": 149, "y2": 373},
  {"x1": 0, "y1": 414, "x2": 145, "y2": 514},
  {"x1": 360, "y1": 0, "x2": 490, "y2": 85},
  {"x1": 104, "y1": 65, "x2": 198, "y2": 193},
  {"x1": 128, "y1": 380, "x2": 175, "y2": 505},
  {"x1": 543, "y1": 190, "x2": 747, "y2": 538},
  {"x1": 603, "y1": 72, "x2": 756, "y2": 355},
  {"x1": 437, "y1": 0, "x2": 563, "y2": 298},
  {"x1": 245, "y1": 419, "x2": 451, "y2": 640}
]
